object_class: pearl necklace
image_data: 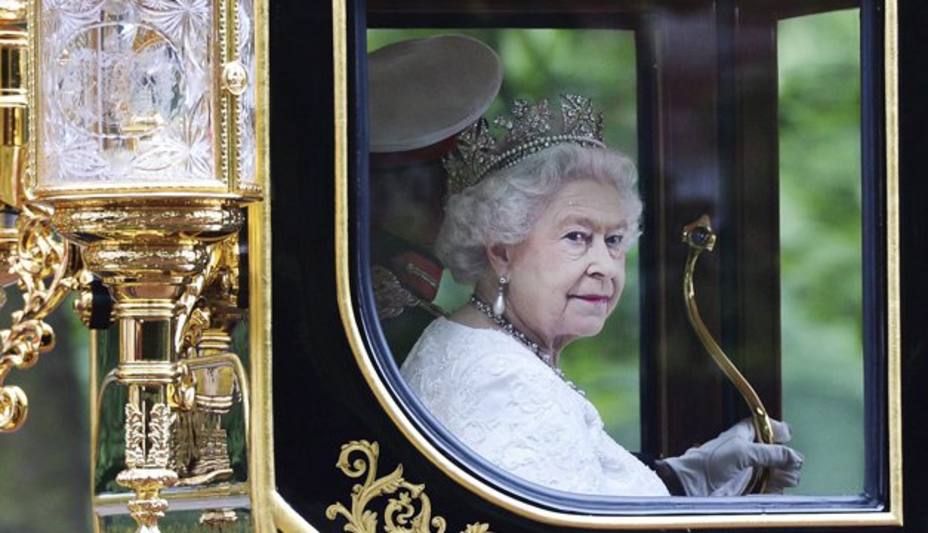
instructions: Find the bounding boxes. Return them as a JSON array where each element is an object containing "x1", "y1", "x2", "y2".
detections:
[{"x1": 469, "y1": 295, "x2": 584, "y2": 396}]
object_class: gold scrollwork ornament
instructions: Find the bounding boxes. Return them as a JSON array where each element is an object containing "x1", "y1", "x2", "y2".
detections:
[
  {"x1": 327, "y1": 440, "x2": 492, "y2": 533},
  {"x1": 0, "y1": 204, "x2": 80, "y2": 432}
]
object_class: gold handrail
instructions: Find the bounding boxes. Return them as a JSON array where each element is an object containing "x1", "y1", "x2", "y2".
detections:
[{"x1": 682, "y1": 214, "x2": 773, "y2": 494}]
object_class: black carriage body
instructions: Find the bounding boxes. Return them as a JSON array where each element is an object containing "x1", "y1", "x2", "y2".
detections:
[{"x1": 269, "y1": 1, "x2": 928, "y2": 531}]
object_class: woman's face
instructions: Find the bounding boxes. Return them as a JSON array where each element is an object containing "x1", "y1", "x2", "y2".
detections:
[{"x1": 495, "y1": 179, "x2": 636, "y2": 351}]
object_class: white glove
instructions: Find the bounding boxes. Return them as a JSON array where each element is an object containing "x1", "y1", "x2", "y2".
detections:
[{"x1": 659, "y1": 418, "x2": 803, "y2": 496}]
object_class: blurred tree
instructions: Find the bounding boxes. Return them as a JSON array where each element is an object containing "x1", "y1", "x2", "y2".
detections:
[{"x1": 779, "y1": 9, "x2": 864, "y2": 495}]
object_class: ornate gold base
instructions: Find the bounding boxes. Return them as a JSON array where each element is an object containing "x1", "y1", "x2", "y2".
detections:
[
  {"x1": 52, "y1": 198, "x2": 244, "y2": 295},
  {"x1": 116, "y1": 467, "x2": 179, "y2": 533}
]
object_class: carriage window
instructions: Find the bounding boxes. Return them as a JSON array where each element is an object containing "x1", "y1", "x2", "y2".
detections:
[{"x1": 355, "y1": 0, "x2": 894, "y2": 519}]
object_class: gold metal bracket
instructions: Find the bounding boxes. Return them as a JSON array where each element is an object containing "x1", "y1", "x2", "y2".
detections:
[{"x1": 682, "y1": 214, "x2": 775, "y2": 494}]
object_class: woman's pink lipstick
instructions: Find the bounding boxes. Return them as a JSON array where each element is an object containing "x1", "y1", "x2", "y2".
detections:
[{"x1": 572, "y1": 294, "x2": 611, "y2": 303}]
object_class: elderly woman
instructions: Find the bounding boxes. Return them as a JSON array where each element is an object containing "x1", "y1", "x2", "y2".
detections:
[{"x1": 400, "y1": 96, "x2": 802, "y2": 497}]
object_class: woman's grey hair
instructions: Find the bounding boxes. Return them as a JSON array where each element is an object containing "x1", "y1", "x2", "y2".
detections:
[{"x1": 436, "y1": 143, "x2": 643, "y2": 283}]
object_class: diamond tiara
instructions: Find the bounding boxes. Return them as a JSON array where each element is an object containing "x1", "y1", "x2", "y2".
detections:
[{"x1": 443, "y1": 94, "x2": 605, "y2": 195}]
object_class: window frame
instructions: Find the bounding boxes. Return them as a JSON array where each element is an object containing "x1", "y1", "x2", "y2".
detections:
[{"x1": 336, "y1": 0, "x2": 902, "y2": 526}]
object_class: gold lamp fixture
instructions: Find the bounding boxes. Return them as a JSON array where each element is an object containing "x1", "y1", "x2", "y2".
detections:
[{"x1": 0, "y1": 1, "x2": 264, "y2": 531}]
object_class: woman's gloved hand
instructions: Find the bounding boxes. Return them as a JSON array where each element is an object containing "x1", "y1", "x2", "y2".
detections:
[{"x1": 658, "y1": 418, "x2": 803, "y2": 496}]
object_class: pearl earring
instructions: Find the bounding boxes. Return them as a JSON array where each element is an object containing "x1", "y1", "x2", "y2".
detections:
[{"x1": 493, "y1": 276, "x2": 508, "y2": 316}]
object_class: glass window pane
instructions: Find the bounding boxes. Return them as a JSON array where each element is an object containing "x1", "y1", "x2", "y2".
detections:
[{"x1": 778, "y1": 8, "x2": 864, "y2": 495}]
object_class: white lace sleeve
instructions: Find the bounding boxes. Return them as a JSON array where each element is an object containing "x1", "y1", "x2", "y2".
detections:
[{"x1": 402, "y1": 319, "x2": 669, "y2": 497}]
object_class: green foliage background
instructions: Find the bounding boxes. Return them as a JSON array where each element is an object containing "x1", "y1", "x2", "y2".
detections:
[{"x1": 0, "y1": 9, "x2": 864, "y2": 531}]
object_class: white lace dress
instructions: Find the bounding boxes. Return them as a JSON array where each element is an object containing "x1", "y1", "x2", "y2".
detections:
[{"x1": 401, "y1": 317, "x2": 669, "y2": 497}]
